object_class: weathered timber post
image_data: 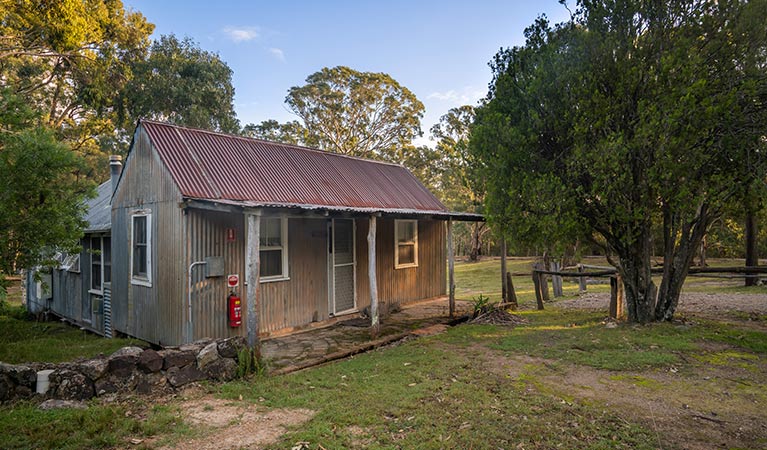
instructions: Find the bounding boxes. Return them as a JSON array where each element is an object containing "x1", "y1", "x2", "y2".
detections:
[
  {"x1": 506, "y1": 271, "x2": 518, "y2": 310},
  {"x1": 448, "y1": 218, "x2": 455, "y2": 318},
  {"x1": 609, "y1": 275, "x2": 625, "y2": 320},
  {"x1": 538, "y1": 264, "x2": 550, "y2": 302},
  {"x1": 577, "y1": 264, "x2": 587, "y2": 292},
  {"x1": 368, "y1": 215, "x2": 380, "y2": 334},
  {"x1": 532, "y1": 264, "x2": 544, "y2": 310},
  {"x1": 552, "y1": 261, "x2": 563, "y2": 297},
  {"x1": 246, "y1": 212, "x2": 261, "y2": 349},
  {"x1": 501, "y1": 238, "x2": 508, "y2": 302}
]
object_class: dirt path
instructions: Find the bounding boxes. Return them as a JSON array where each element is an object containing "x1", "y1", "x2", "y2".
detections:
[
  {"x1": 555, "y1": 291, "x2": 767, "y2": 316},
  {"x1": 158, "y1": 396, "x2": 314, "y2": 450}
]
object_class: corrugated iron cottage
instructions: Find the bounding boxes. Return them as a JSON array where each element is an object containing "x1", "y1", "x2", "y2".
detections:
[{"x1": 36, "y1": 120, "x2": 481, "y2": 346}]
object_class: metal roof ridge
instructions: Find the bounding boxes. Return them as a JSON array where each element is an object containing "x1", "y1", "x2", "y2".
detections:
[{"x1": 139, "y1": 119, "x2": 409, "y2": 169}]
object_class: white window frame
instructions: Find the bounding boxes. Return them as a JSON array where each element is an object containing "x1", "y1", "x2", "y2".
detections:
[
  {"x1": 130, "y1": 212, "x2": 152, "y2": 287},
  {"x1": 89, "y1": 236, "x2": 103, "y2": 295},
  {"x1": 394, "y1": 219, "x2": 419, "y2": 269},
  {"x1": 259, "y1": 216, "x2": 289, "y2": 283},
  {"x1": 88, "y1": 235, "x2": 111, "y2": 295}
]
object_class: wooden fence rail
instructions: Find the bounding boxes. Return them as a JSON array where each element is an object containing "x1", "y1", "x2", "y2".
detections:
[{"x1": 530, "y1": 265, "x2": 766, "y2": 319}]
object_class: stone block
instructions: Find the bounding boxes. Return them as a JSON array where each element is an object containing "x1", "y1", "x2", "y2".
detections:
[
  {"x1": 217, "y1": 336, "x2": 247, "y2": 358},
  {"x1": 202, "y1": 357, "x2": 238, "y2": 381},
  {"x1": 137, "y1": 349, "x2": 163, "y2": 373},
  {"x1": 0, "y1": 362, "x2": 36, "y2": 388},
  {"x1": 196, "y1": 342, "x2": 220, "y2": 370},
  {"x1": 49, "y1": 369, "x2": 94, "y2": 401},
  {"x1": 160, "y1": 350, "x2": 196, "y2": 370},
  {"x1": 166, "y1": 365, "x2": 206, "y2": 388},
  {"x1": 78, "y1": 359, "x2": 108, "y2": 381}
]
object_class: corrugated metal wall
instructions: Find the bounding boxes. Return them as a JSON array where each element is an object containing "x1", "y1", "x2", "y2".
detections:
[
  {"x1": 51, "y1": 264, "x2": 82, "y2": 323},
  {"x1": 259, "y1": 217, "x2": 329, "y2": 334},
  {"x1": 356, "y1": 218, "x2": 446, "y2": 310},
  {"x1": 112, "y1": 127, "x2": 186, "y2": 346},
  {"x1": 188, "y1": 209, "x2": 246, "y2": 341}
]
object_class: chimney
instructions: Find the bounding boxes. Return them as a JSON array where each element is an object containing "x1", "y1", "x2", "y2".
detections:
[{"x1": 109, "y1": 155, "x2": 122, "y2": 194}]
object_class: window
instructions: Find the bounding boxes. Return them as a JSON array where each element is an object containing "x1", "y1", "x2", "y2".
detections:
[
  {"x1": 395, "y1": 220, "x2": 418, "y2": 268},
  {"x1": 90, "y1": 237, "x2": 102, "y2": 291},
  {"x1": 103, "y1": 237, "x2": 111, "y2": 284},
  {"x1": 89, "y1": 236, "x2": 111, "y2": 293},
  {"x1": 259, "y1": 217, "x2": 288, "y2": 281},
  {"x1": 131, "y1": 213, "x2": 152, "y2": 286}
]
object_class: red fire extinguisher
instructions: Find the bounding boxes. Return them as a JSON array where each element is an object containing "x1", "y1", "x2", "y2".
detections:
[{"x1": 228, "y1": 292, "x2": 242, "y2": 327}]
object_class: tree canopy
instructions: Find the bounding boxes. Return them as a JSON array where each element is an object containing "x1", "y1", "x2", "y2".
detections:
[
  {"x1": 282, "y1": 66, "x2": 425, "y2": 162},
  {"x1": 471, "y1": 0, "x2": 767, "y2": 323},
  {"x1": 0, "y1": 0, "x2": 154, "y2": 176},
  {"x1": 120, "y1": 34, "x2": 240, "y2": 135},
  {"x1": 0, "y1": 89, "x2": 94, "y2": 277}
]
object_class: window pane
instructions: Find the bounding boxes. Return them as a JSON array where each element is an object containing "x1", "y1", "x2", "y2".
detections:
[
  {"x1": 397, "y1": 244, "x2": 415, "y2": 265},
  {"x1": 397, "y1": 221, "x2": 415, "y2": 243},
  {"x1": 103, "y1": 238, "x2": 111, "y2": 263},
  {"x1": 91, "y1": 259, "x2": 101, "y2": 290},
  {"x1": 134, "y1": 216, "x2": 146, "y2": 244},
  {"x1": 91, "y1": 237, "x2": 101, "y2": 253},
  {"x1": 260, "y1": 218, "x2": 282, "y2": 247},
  {"x1": 260, "y1": 249, "x2": 282, "y2": 277}
]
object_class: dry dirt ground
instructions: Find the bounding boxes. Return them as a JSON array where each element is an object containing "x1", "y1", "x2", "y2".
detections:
[
  {"x1": 522, "y1": 289, "x2": 767, "y2": 449},
  {"x1": 557, "y1": 290, "x2": 767, "y2": 318},
  {"x1": 156, "y1": 395, "x2": 314, "y2": 450}
]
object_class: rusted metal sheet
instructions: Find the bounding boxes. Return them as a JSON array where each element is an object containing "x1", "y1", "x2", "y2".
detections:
[{"x1": 140, "y1": 120, "x2": 450, "y2": 213}]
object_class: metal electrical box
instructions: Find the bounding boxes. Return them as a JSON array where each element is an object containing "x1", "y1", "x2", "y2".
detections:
[{"x1": 205, "y1": 256, "x2": 225, "y2": 277}]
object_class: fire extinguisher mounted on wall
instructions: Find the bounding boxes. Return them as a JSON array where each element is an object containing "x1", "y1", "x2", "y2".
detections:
[{"x1": 228, "y1": 291, "x2": 242, "y2": 328}]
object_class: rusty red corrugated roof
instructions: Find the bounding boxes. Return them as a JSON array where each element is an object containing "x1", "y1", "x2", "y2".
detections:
[{"x1": 139, "y1": 120, "x2": 450, "y2": 213}]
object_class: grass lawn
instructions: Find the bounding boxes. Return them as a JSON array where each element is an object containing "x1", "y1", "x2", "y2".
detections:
[
  {"x1": 0, "y1": 303, "x2": 146, "y2": 364},
  {"x1": 1, "y1": 258, "x2": 765, "y2": 449}
]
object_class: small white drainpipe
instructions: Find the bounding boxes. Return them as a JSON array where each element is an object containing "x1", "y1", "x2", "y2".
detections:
[{"x1": 187, "y1": 260, "x2": 207, "y2": 342}]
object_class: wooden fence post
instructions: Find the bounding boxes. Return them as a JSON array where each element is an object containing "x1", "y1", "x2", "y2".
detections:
[
  {"x1": 578, "y1": 264, "x2": 587, "y2": 292},
  {"x1": 609, "y1": 275, "x2": 625, "y2": 320},
  {"x1": 552, "y1": 261, "x2": 563, "y2": 297},
  {"x1": 501, "y1": 238, "x2": 507, "y2": 302},
  {"x1": 532, "y1": 264, "x2": 545, "y2": 310},
  {"x1": 539, "y1": 269, "x2": 550, "y2": 302},
  {"x1": 506, "y1": 271, "x2": 518, "y2": 310}
]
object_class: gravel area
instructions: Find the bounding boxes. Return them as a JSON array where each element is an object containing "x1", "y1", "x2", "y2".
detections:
[{"x1": 555, "y1": 291, "x2": 767, "y2": 314}]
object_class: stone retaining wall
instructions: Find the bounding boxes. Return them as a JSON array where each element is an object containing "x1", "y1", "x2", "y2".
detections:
[{"x1": 0, "y1": 337, "x2": 247, "y2": 402}]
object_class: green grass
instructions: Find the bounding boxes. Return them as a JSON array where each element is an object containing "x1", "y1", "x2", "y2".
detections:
[
  {"x1": 454, "y1": 258, "x2": 611, "y2": 305},
  {"x1": 0, "y1": 304, "x2": 146, "y2": 364},
  {"x1": 0, "y1": 400, "x2": 190, "y2": 450},
  {"x1": 438, "y1": 308, "x2": 767, "y2": 371},
  {"x1": 217, "y1": 339, "x2": 656, "y2": 449}
]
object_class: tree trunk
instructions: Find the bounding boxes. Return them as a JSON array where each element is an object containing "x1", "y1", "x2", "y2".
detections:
[
  {"x1": 698, "y1": 234, "x2": 707, "y2": 267},
  {"x1": 618, "y1": 253, "x2": 657, "y2": 323},
  {"x1": 654, "y1": 202, "x2": 712, "y2": 321},
  {"x1": 469, "y1": 223, "x2": 482, "y2": 261},
  {"x1": 745, "y1": 208, "x2": 758, "y2": 287}
]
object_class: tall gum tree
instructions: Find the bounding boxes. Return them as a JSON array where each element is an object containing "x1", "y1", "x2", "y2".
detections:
[{"x1": 471, "y1": 0, "x2": 767, "y2": 323}]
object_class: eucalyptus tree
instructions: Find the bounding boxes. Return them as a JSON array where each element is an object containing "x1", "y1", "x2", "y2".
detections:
[{"x1": 471, "y1": 0, "x2": 767, "y2": 322}]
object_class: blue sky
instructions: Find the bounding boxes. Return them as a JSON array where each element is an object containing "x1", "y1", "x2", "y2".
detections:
[{"x1": 123, "y1": 1, "x2": 571, "y2": 146}]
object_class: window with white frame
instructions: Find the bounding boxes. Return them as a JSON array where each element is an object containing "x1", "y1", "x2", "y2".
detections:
[
  {"x1": 90, "y1": 237, "x2": 102, "y2": 291},
  {"x1": 89, "y1": 236, "x2": 111, "y2": 293},
  {"x1": 131, "y1": 213, "x2": 152, "y2": 286},
  {"x1": 259, "y1": 217, "x2": 289, "y2": 281},
  {"x1": 395, "y1": 220, "x2": 418, "y2": 268}
]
